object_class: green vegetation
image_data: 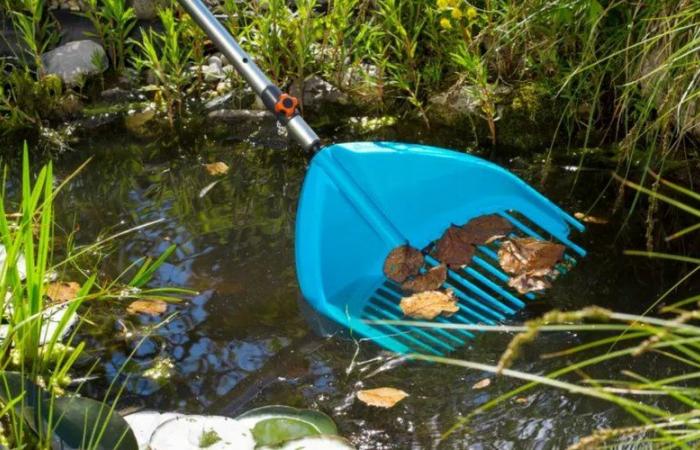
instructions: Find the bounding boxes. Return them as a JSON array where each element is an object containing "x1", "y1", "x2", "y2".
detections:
[
  {"x1": 0, "y1": 145, "x2": 186, "y2": 448},
  {"x1": 0, "y1": 0, "x2": 695, "y2": 175}
]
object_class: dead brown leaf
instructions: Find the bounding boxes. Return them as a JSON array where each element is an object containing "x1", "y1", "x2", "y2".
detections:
[
  {"x1": 384, "y1": 245, "x2": 424, "y2": 283},
  {"x1": 472, "y1": 378, "x2": 491, "y2": 389},
  {"x1": 433, "y1": 226, "x2": 475, "y2": 268},
  {"x1": 401, "y1": 264, "x2": 447, "y2": 293},
  {"x1": 127, "y1": 299, "x2": 168, "y2": 316},
  {"x1": 46, "y1": 282, "x2": 81, "y2": 303},
  {"x1": 514, "y1": 397, "x2": 529, "y2": 404},
  {"x1": 204, "y1": 161, "x2": 230, "y2": 176},
  {"x1": 498, "y1": 238, "x2": 565, "y2": 275},
  {"x1": 357, "y1": 387, "x2": 408, "y2": 408},
  {"x1": 399, "y1": 289, "x2": 459, "y2": 320},
  {"x1": 574, "y1": 212, "x2": 609, "y2": 224},
  {"x1": 461, "y1": 215, "x2": 513, "y2": 245}
]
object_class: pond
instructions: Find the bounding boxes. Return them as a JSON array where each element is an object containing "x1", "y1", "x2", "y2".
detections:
[{"x1": 21, "y1": 119, "x2": 686, "y2": 449}]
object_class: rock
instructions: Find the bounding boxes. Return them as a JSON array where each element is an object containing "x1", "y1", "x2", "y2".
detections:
[
  {"x1": 207, "y1": 109, "x2": 275, "y2": 124},
  {"x1": 201, "y1": 63, "x2": 224, "y2": 82},
  {"x1": 101, "y1": 86, "x2": 134, "y2": 103},
  {"x1": 125, "y1": 108, "x2": 157, "y2": 136},
  {"x1": 427, "y1": 81, "x2": 562, "y2": 152},
  {"x1": 289, "y1": 75, "x2": 348, "y2": 109},
  {"x1": 131, "y1": 0, "x2": 165, "y2": 20},
  {"x1": 41, "y1": 40, "x2": 108, "y2": 86}
]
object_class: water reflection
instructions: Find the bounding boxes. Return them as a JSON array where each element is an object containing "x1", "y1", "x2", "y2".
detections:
[{"x1": 40, "y1": 132, "x2": 676, "y2": 449}]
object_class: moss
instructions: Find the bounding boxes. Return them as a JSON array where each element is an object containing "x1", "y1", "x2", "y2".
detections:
[{"x1": 198, "y1": 428, "x2": 222, "y2": 448}]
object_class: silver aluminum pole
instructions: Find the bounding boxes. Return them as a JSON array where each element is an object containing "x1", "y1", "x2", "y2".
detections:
[{"x1": 177, "y1": 0, "x2": 321, "y2": 151}]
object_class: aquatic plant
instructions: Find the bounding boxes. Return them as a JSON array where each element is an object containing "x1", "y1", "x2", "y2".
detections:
[
  {"x1": 81, "y1": 0, "x2": 136, "y2": 73},
  {"x1": 131, "y1": 7, "x2": 195, "y2": 126},
  {"x1": 0, "y1": 145, "x2": 186, "y2": 448}
]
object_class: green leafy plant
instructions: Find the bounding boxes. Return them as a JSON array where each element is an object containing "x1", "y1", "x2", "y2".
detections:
[
  {"x1": 132, "y1": 7, "x2": 195, "y2": 126},
  {"x1": 82, "y1": 0, "x2": 137, "y2": 73}
]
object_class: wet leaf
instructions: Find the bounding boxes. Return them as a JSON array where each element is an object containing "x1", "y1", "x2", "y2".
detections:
[
  {"x1": 401, "y1": 264, "x2": 447, "y2": 293},
  {"x1": 498, "y1": 238, "x2": 565, "y2": 275},
  {"x1": 127, "y1": 299, "x2": 167, "y2": 316},
  {"x1": 356, "y1": 387, "x2": 408, "y2": 408},
  {"x1": 384, "y1": 245, "x2": 424, "y2": 283},
  {"x1": 204, "y1": 161, "x2": 230, "y2": 176},
  {"x1": 46, "y1": 281, "x2": 80, "y2": 303},
  {"x1": 472, "y1": 378, "x2": 491, "y2": 389},
  {"x1": 433, "y1": 226, "x2": 475, "y2": 267},
  {"x1": 461, "y1": 214, "x2": 513, "y2": 244},
  {"x1": 399, "y1": 290, "x2": 458, "y2": 320},
  {"x1": 514, "y1": 397, "x2": 529, "y2": 404},
  {"x1": 574, "y1": 212, "x2": 608, "y2": 224},
  {"x1": 508, "y1": 273, "x2": 552, "y2": 294}
]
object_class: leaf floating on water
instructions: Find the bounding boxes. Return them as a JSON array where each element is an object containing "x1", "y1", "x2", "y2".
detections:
[
  {"x1": 433, "y1": 226, "x2": 475, "y2": 268},
  {"x1": 498, "y1": 238, "x2": 565, "y2": 275},
  {"x1": 356, "y1": 387, "x2": 408, "y2": 408},
  {"x1": 46, "y1": 281, "x2": 81, "y2": 303},
  {"x1": 472, "y1": 378, "x2": 491, "y2": 389},
  {"x1": 204, "y1": 161, "x2": 230, "y2": 176},
  {"x1": 384, "y1": 245, "x2": 424, "y2": 283},
  {"x1": 399, "y1": 289, "x2": 458, "y2": 320},
  {"x1": 401, "y1": 264, "x2": 447, "y2": 293},
  {"x1": 574, "y1": 212, "x2": 608, "y2": 224},
  {"x1": 461, "y1": 214, "x2": 513, "y2": 245},
  {"x1": 127, "y1": 299, "x2": 167, "y2": 316}
]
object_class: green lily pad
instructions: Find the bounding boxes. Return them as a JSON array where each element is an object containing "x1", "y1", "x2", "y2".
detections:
[
  {"x1": 236, "y1": 405, "x2": 338, "y2": 448},
  {"x1": 251, "y1": 418, "x2": 320, "y2": 447}
]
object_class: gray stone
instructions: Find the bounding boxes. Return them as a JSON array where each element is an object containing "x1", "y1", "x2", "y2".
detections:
[
  {"x1": 207, "y1": 109, "x2": 275, "y2": 123},
  {"x1": 41, "y1": 40, "x2": 108, "y2": 86},
  {"x1": 289, "y1": 75, "x2": 348, "y2": 108},
  {"x1": 131, "y1": 0, "x2": 165, "y2": 20}
]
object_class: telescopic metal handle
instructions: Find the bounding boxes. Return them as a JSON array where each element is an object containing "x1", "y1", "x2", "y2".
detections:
[{"x1": 177, "y1": 0, "x2": 321, "y2": 151}]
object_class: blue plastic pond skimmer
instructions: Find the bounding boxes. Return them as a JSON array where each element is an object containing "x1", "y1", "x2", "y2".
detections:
[{"x1": 180, "y1": 0, "x2": 587, "y2": 355}]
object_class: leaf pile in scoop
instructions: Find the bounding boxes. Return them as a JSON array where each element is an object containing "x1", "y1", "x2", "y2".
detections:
[
  {"x1": 382, "y1": 214, "x2": 567, "y2": 317},
  {"x1": 399, "y1": 289, "x2": 458, "y2": 320},
  {"x1": 401, "y1": 264, "x2": 447, "y2": 293},
  {"x1": 460, "y1": 215, "x2": 513, "y2": 245},
  {"x1": 498, "y1": 237, "x2": 565, "y2": 294},
  {"x1": 433, "y1": 226, "x2": 475, "y2": 268},
  {"x1": 383, "y1": 245, "x2": 424, "y2": 283}
]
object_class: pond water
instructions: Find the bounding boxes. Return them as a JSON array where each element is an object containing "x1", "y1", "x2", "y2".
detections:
[{"x1": 20, "y1": 120, "x2": 689, "y2": 449}]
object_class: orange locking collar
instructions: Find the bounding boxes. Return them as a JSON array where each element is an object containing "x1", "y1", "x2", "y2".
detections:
[{"x1": 274, "y1": 93, "x2": 299, "y2": 119}]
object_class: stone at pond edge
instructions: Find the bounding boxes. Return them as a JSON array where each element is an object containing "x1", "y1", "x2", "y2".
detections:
[
  {"x1": 289, "y1": 75, "x2": 349, "y2": 109},
  {"x1": 41, "y1": 40, "x2": 108, "y2": 86}
]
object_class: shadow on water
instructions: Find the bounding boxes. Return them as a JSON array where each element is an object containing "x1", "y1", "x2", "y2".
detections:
[{"x1": 15, "y1": 120, "x2": 691, "y2": 449}]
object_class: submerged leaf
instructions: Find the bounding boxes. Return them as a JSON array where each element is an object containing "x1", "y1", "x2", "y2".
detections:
[
  {"x1": 127, "y1": 299, "x2": 167, "y2": 316},
  {"x1": 204, "y1": 161, "x2": 230, "y2": 176},
  {"x1": 356, "y1": 387, "x2": 408, "y2": 408},
  {"x1": 574, "y1": 212, "x2": 609, "y2": 224},
  {"x1": 399, "y1": 290, "x2": 458, "y2": 320},
  {"x1": 472, "y1": 378, "x2": 491, "y2": 389},
  {"x1": 461, "y1": 214, "x2": 513, "y2": 244},
  {"x1": 46, "y1": 281, "x2": 81, "y2": 303},
  {"x1": 384, "y1": 245, "x2": 424, "y2": 283},
  {"x1": 433, "y1": 226, "x2": 475, "y2": 267},
  {"x1": 401, "y1": 264, "x2": 447, "y2": 293}
]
